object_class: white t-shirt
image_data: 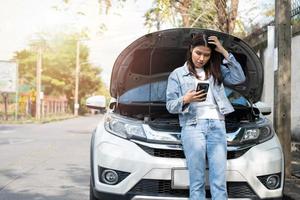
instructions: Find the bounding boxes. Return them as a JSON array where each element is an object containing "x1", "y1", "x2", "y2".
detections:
[{"x1": 194, "y1": 68, "x2": 224, "y2": 120}]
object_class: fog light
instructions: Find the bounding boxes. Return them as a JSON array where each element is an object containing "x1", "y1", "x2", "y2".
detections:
[
  {"x1": 101, "y1": 170, "x2": 119, "y2": 185},
  {"x1": 266, "y1": 175, "x2": 280, "y2": 189},
  {"x1": 98, "y1": 166, "x2": 130, "y2": 185},
  {"x1": 257, "y1": 173, "x2": 281, "y2": 190}
]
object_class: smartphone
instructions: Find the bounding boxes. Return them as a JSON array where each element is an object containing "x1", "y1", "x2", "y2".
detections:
[
  {"x1": 196, "y1": 82, "x2": 209, "y2": 93},
  {"x1": 196, "y1": 82, "x2": 209, "y2": 101}
]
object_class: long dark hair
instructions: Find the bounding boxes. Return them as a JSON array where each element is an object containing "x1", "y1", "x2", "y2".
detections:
[{"x1": 186, "y1": 33, "x2": 223, "y2": 85}]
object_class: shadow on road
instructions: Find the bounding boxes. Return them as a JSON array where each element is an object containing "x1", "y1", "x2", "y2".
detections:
[{"x1": 0, "y1": 165, "x2": 90, "y2": 200}]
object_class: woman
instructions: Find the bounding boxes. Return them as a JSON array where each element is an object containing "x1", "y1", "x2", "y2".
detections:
[{"x1": 166, "y1": 33, "x2": 246, "y2": 200}]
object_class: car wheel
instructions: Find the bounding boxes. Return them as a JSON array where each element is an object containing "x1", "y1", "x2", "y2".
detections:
[{"x1": 90, "y1": 178, "x2": 99, "y2": 200}]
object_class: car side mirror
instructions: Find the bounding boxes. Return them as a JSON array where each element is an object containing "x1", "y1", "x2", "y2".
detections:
[
  {"x1": 109, "y1": 98, "x2": 117, "y2": 110},
  {"x1": 254, "y1": 101, "x2": 272, "y2": 116}
]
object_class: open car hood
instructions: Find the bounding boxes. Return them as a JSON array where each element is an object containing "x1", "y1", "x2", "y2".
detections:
[{"x1": 110, "y1": 28, "x2": 263, "y2": 103}]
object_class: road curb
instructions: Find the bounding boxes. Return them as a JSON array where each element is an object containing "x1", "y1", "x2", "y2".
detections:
[{"x1": 284, "y1": 178, "x2": 300, "y2": 200}]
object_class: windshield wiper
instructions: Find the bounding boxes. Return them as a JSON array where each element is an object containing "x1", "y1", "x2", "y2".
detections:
[
  {"x1": 130, "y1": 101, "x2": 166, "y2": 104},
  {"x1": 231, "y1": 103, "x2": 249, "y2": 107}
]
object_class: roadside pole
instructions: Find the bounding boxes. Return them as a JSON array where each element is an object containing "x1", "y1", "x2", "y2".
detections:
[
  {"x1": 15, "y1": 62, "x2": 19, "y2": 120},
  {"x1": 2, "y1": 92, "x2": 8, "y2": 120},
  {"x1": 274, "y1": 0, "x2": 292, "y2": 178},
  {"x1": 74, "y1": 40, "x2": 80, "y2": 116},
  {"x1": 36, "y1": 45, "x2": 42, "y2": 120}
]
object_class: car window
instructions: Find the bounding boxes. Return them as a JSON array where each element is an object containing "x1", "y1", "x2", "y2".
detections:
[
  {"x1": 225, "y1": 87, "x2": 249, "y2": 106},
  {"x1": 119, "y1": 81, "x2": 249, "y2": 106},
  {"x1": 119, "y1": 80, "x2": 167, "y2": 103}
]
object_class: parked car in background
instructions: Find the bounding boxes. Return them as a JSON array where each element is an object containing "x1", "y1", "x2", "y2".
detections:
[
  {"x1": 86, "y1": 95, "x2": 107, "y2": 114},
  {"x1": 87, "y1": 28, "x2": 284, "y2": 200}
]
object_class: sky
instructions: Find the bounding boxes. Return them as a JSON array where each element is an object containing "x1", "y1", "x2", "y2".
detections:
[
  {"x1": 0, "y1": 0, "x2": 273, "y2": 87},
  {"x1": 0, "y1": 0, "x2": 154, "y2": 86}
]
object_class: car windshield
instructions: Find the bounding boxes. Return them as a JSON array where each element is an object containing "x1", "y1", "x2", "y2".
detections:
[{"x1": 119, "y1": 81, "x2": 249, "y2": 107}]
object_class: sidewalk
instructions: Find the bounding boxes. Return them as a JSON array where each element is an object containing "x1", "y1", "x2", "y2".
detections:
[{"x1": 283, "y1": 142, "x2": 300, "y2": 200}]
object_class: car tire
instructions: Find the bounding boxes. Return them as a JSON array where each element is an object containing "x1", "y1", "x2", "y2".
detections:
[{"x1": 90, "y1": 178, "x2": 99, "y2": 200}]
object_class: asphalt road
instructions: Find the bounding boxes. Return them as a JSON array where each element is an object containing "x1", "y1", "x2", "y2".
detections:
[
  {"x1": 0, "y1": 114, "x2": 103, "y2": 200},
  {"x1": 1, "y1": 114, "x2": 299, "y2": 200}
]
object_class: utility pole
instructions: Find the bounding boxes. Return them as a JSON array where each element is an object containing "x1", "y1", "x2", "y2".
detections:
[
  {"x1": 74, "y1": 40, "x2": 80, "y2": 116},
  {"x1": 274, "y1": 0, "x2": 291, "y2": 178},
  {"x1": 15, "y1": 62, "x2": 19, "y2": 120},
  {"x1": 2, "y1": 92, "x2": 8, "y2": 120},
  {"x1": 36, "y1": 45, "x2": 42, "y2": 120}
]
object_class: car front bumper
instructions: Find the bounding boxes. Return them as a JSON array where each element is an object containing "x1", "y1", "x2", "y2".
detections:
[{"x1": 91, "y1": 124, "x2": 283, "y2": 200}]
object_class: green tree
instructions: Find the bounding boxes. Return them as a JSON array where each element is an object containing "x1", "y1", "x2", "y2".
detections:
[
  {"x1": 235, "y1": 0, "x2": 274, "y2": 36},
  {"x1": 214, "y1": 0, "x2": 239, "y2": 34},
  {"x1": 144, "y1": 0, "x2": 193, "y2": 29},
  {"x1": 14, "y1": 32, "x2": 107, "y2": 114},
  {"x1": 144, "y1": 0, "x2": 240, "y2": 34},
  {"x1": 15, "y1": 50, "x2": 37, "y2": 89}
]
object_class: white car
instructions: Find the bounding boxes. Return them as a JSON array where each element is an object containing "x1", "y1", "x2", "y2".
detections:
[
  {"x1": 88, "y1": 28, "x2": 284, "y2": 200},
  {"x1": 86, "y1": 95, "x2": 107, "y2": 114}
]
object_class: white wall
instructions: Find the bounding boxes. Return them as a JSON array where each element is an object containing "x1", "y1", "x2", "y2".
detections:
[
  {"x1": 261, "y1": 26, "x2": 275, "y2": 122},
  {"x1": 291, "y1": 35, "x2": 300, "y2": 141},
  {"x1": 260, "y1": 27, "x2": 300, "y2": 141}
]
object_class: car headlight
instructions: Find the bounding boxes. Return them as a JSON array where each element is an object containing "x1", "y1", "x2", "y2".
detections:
[
  {"x1": 104, "y1": 114, "x2": 179, "y2": 143},
  {"x1": 142, "y1": 124, "x2": 179, "y2": 143},
  {"x1": 104, "y1": 114, "x2": 146, "y2": 139},
  {"x1": 241, "y1": 126, "x2": 273, "y2": 144}
]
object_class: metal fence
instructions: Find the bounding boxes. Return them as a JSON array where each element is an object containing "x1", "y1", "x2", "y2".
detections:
[{"x1": 292, "y1": 0, "x2": 300, "y2": 17}]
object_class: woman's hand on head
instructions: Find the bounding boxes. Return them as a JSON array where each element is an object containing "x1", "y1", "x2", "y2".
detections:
[
  {"x1": 208, "y1": 36, "x2": 229, "y2": 59},
  {"x1": 183, "y1": 90, "x2": 207, "y2": 104}
]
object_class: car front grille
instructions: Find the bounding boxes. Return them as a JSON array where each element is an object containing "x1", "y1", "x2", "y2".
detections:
[
  {"x1": 148, "y1": 121, "x2": 240, "y2": 133},
  {"x1": 128, "y1": 179, "x2": 258, "y2": 198},
  {"x1": 140, "y1": 145, "x2": 185, "y2": 158},
  {"x1": 138, "y1": 144, "x2": 250, "y2": 160},
  {"x1": 227, "y1": 182, "x2": 258, "y2": 198},
  {"x1": 129, "y1": 179, "x2": 188, "y2": 197}
]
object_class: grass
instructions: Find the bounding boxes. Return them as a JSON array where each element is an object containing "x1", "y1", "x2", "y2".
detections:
[{"x1": 0, "y1": 114, "x2": 76, "y2": 124}]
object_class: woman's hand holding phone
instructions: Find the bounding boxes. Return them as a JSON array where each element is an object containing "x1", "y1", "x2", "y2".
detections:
[{"x1": 183, "y1": 89, "x2": 207, "y2": 105}]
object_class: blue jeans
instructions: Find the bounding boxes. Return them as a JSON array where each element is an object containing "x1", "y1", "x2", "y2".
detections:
[{"x1": 181, "y1": 119, "x2": 227, "y2": 200}]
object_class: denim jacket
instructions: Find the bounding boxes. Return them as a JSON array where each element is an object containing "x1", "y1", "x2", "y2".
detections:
[{"x1": 166, "y1": 53, "x2": 246, "y2": 127}]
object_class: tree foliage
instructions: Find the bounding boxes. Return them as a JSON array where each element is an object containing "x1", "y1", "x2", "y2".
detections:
[
  {"x1": 144, "y1": 0, "x2": 240, "y2": 34},
  {"x1": 14, "y1": 32, "x2": 107, "y2": 113},
  {"x1": 214, "y1": 0, "x2": 239, "y2": 34}
]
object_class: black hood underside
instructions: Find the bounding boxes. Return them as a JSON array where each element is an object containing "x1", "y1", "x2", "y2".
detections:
[{"x1": 110, "y1": 28, "x2": 263, "y2": 106}]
